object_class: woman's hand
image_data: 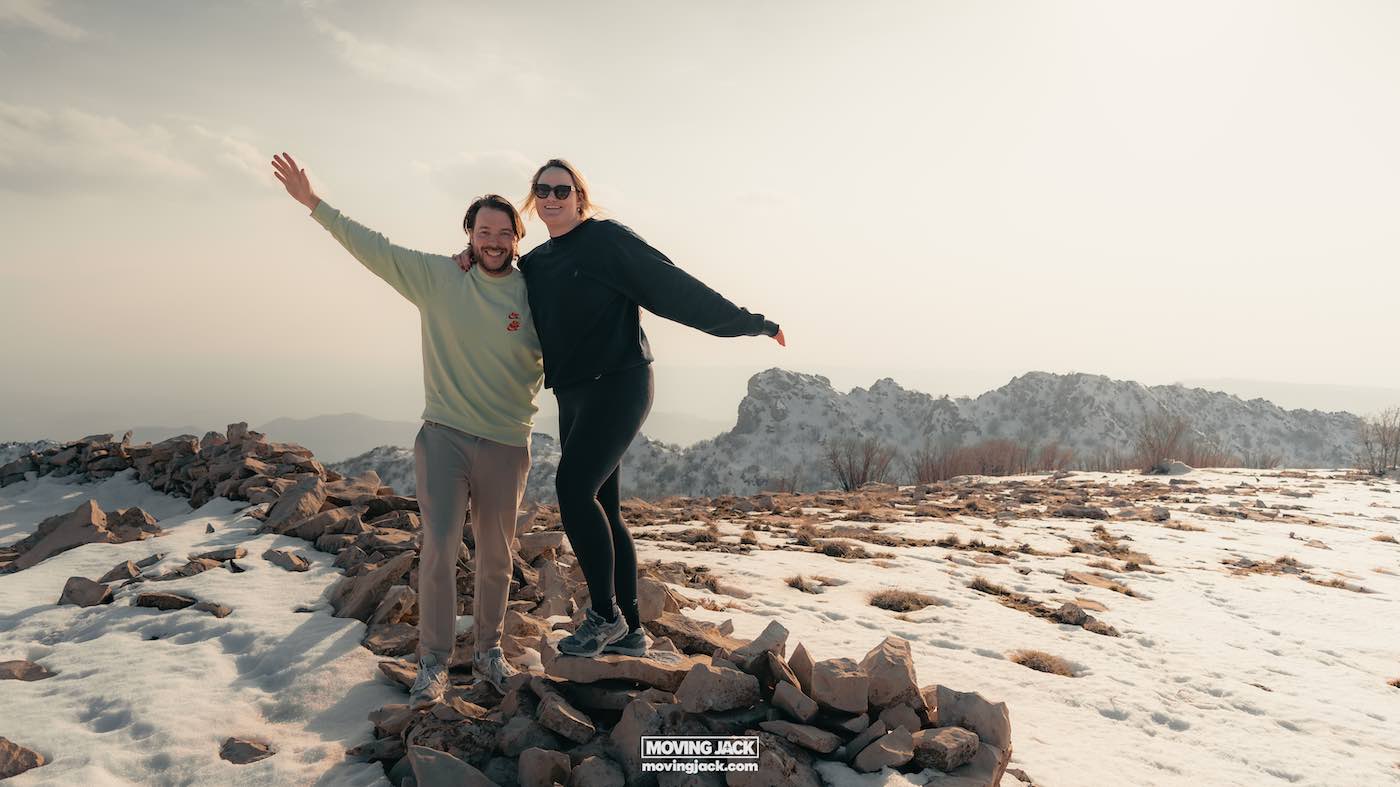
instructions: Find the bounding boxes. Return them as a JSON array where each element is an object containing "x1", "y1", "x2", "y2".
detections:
[
  {"x1": 773, "y1": 328, "x2": 786, "y2": 347},
  {"x1": 455, "y1": 248, "x2": 474, "y2": 273},
  {"x1": 270, "y1": 152, "x2": 320, "y2": 211}
]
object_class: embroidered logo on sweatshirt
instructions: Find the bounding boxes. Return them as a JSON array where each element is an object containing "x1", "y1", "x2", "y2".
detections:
[{"x1": 507, "y1": 311, "x2": 521, "y2": 332}]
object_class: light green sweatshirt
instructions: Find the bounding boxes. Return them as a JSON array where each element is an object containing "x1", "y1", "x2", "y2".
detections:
[{"x1": 311, "y1": 200, "x2": 543, "y2": 447}]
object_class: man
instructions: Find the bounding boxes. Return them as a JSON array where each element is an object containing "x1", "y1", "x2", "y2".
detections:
[{"x1": 270, "y1": 152, "x2": 539, "y2": 705}]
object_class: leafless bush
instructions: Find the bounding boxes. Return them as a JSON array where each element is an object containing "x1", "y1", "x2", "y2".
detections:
[
  {"x1": 1134, "y1": 410, "x2": 1242, "y2": 470},
  {"x1": 1356, "y1": 407, "x2": 1400, "y2": 476},
  {"x1": 761, "y1": 463, "x2": 805, "y2": 494},
  {"x1": 907, "y1": 437, "x2": 1059, "y2": 482},
  {"x1": 823, "y1": 435, "x2": 896, "y2": 491}
]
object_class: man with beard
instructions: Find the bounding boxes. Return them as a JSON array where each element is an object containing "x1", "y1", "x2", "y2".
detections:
[{"x1": 271, "y1": 152, "x2": 542, "y2": 705}]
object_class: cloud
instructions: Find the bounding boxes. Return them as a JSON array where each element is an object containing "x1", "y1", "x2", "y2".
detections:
[
  {"x1": 415, "y1": 150, "x2": 538, "y2": 201},
  {"x1": 305, "y1": 12, "x2": 455, "y2": 92},
  {"x1": 0, "y1": 102, "x2": 270, "y2": 195},
  {"x1": 0, "y1": 0, "x2": 84, "y2": 39}
]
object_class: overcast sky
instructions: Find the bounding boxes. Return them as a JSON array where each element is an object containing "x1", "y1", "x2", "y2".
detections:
[{"x1": 3, "y1": 0, "x2": 1399, "y2": 441}]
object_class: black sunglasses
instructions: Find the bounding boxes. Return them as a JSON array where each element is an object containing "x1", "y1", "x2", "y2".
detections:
[{"x1": 532, "y1": 183, "x2": 574, "y2": 200}]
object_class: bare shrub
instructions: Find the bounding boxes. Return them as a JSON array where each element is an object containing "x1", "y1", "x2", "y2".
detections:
[
  {"x1": 1009, "y1": 650, "x2": 1076, "y2": 677},
  {"x1": 870, "y1": 589, "x2": 943, "y2": 612},
  {"x1": 823, "y1": 435, "x2": 896, "y2": 492},
  {"x1": 1356, "y1": 407, "x2": 1400, "y2": 476}
]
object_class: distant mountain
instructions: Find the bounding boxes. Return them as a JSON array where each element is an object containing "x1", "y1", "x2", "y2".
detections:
[
  {"x1": 327, "y1": 369, "x2": 1367, "y2": 501},
  {"x1": 1176, "y1": 378, "x2": 1400, "y2": 417},
  {"x1": 254, "y1": 414, "x2": 421, "y2": 463}
]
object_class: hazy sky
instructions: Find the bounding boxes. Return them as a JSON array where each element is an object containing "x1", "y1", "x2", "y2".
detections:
[{"x1": 3, "y1": 0, "x2": 1399, "y2": 441}]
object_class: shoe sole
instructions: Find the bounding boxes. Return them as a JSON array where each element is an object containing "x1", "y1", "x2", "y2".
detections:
[{"x1": 601, "y1": 641, "x2": 647, "y2": 657}]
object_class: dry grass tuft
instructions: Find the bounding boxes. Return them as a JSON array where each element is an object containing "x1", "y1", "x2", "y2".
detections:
[
  {"x1": 870, "y1": 589, "x2": 944, "y2": 612},
  {"x1": 1009, "y1": 650, "x2": 1076, "y2": 677},
  {"x1": 1372, "y1": 533, "x2": 1398, "y2": 544},
  {"x1": 969, "y1": 575, "x2": 1011, "y2": 596},
  {"x1": 786, "y1": 574, "x2": 822, "y2": 594}
]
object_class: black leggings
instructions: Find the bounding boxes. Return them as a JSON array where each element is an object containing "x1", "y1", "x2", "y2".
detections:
[{"x1": 554, "y1": 363, "x2": 654, "y2": 630}]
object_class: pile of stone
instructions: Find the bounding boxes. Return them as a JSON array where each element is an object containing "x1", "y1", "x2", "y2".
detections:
[{"x1": 0, "y1": 424, "x2": 1016, "y2": 785}]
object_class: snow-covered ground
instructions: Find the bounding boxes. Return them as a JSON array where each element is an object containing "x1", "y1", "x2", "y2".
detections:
[
  {"x1": 3, "y1": 467, "x2": 1398, "y2": 786},
  {"x1": 0, "y1": 470, "x2": 399, "y2": 786},
  {"x1": 645, "y1": 469, "x2": 1400, "y2": 786}
]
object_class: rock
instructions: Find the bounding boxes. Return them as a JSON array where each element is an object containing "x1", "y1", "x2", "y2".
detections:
[
  {"x1": 637, "y1": 575, "x2": 680, "y2": 622},
  {"x1": 135, "y1": 592, "x2": 197, "y2": 611},
  {"x1": 262, "y1": 475, "x2": 328, "y2": 534},
  {"x1": 852, "y1": 726, "x2": 914, "y2": 773},
  {"x1": 611, "y1": 699, "x2": 664, "y2": 785},
  {"x1": 934, "y1": 685, "x2": 1012, "y2": 750},
  {"x1": 931, "y1": 741, "x2": 1013, "y2": 787},
  {"x1": 787, "y1": 642, "x2": 814, "y2": 693},
  {"x1": 534, "y1": 684, "x2": 597, "y2": 744},
  {"x1": 152, "y1": 558, "x2": 222, "y2": 581},
  {"x1": 98, "y1": 560, "x2": 141, "y2": 583},
  {"x1": 540, "y1": 634, "x2": 707, "y2": 692},
  {"x1": 363, "y1": 622, "x2": 418, "y2": 656},
  {"x1": 569, "y1": 755, "x2": 625, "y2": 787},
  {"x1": 58, "y1": 576, "x2": 113, "y2": 607},
  {"x1": 912, "y1": 725, "x2": 980, "y2": 771},
  {"x1": 518, "y1": 530, "x2": 568, "y2": 562},
  {"x1": 107, "y1": 507, "x2": 162, "y2": 540},
  {"x1": 647, "y1": 611, "x2": 745, "y2": 655},
  {"x1": 757, "y1": 720, "x2": 840, "y2": 754},
  {"x1": 206, "y1": 524, "x2": 216, "y2": 534},
  {"x1": 192, "y1": 546, "x2": 247, "y2": 562},
  {"x1": 193, "y1": 601, "x2": 233, "y2": 618},
  {"x1": 405, "y1": 712, "x2": 501, "y2": 769},
  {"x1": 772, "y1": 681, "x2": 818, "y2": 723},
  {"x1": 370, "y1": 584, "x2": 417, "y2": 627},
  {"x1": 0, "y1": 736, "x2": 46, "y2": 778},
  {"x1": 676, "y1": 663, "x2": 761, "y2": 713},
  {"x1": 330, "y1": 551, "x2": 416, "y2": 622},
  {"x1": 219, "y1": 737, "x2": 275, "y2": 764},
  {"x1": 748, "y1": 650, "x2": 800, "y2": 699},
  {"x1": 1054, "y1": 504, "x2": 1109, "y2": 520},
  {"x1": 0, "y1": 660, "x2": 54, "y2": 681},
  {"x1": 497, "y1": 715, "x2": 565, "y2": 757},
  {"x1": 406, "y1": 745, "x2": 497, "y2": 786},
  {"x1": 344, "y1": 736, "x2": 405, "y2": 762},
  {"x1": 725, "y1": 729, "x2": 821, "y2": 787},
  {"x1": 1149, "y1": 460, "x2": 1193, "y2": 475},
  {"x1": 809, "y1": 657, "x2": 868, "y2": 714},
  {"x1": 262, "y1": 548, "x2": 311, "y2": 572},
  {"x1": 10, "y1": 500, "x2": 114, "y2": 571},
  {"x1": 841, "y1": 719, "x2": 886, "y2": 764},
  {"x1": 730, "y1": 620, "x2": 788, "y2": 668},
  {"x1": 1054, "y1": 602, "x2": 1088, "y2": 626},
  {"x1": 333, "y1": 544, "x2": 368, "y2": 572},
  {"x1": 369, "y1": 703, "x2": 416, "y2": 737},
  {"x1": 858, "y1": 636, "x2": 921, "y2": 710},
  {"x1": 519, "y1": 747, "x2": 571, "y2": 787},
  {"x1": 877, "y1": 703, "x2": 921, "y2": 734}
]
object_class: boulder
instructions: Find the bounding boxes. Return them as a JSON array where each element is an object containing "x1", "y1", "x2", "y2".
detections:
[
  {"x1": 0, "y1": 660, "x2": 54, "y2": 681},
  {"x1": 934, "y1": 685, "x2": 1011, "y2": 750},
  {"x1": 219, "y1": 737, "x2": 275, "y2": 764},
  {"x1": 330, "y1": 551, "x2": 416, "y2": 622},
  {"x1": 58, "y1": 576, "x2": 112, "y2": 607},
  {"x1": 756, "y1": 720, "x2": 840, "y2": 754},
  {"x1": 841, "y1": 719, "x2": 886, "y2": 764},
  {"x1": 725, "y1": 729, "x2": 821, "y2": 787},
  {"x1": 262, "y1": 476, "x2": 328, "y2": 534},
  {"x1": 569, "y1": 755, "x2": 625, "y2": 787},
  {"x1": 809, "y1": 658, "x2": 868, "y2": 714},
  {"x1": 540, "y1": 635, "x2": 707, "y2": 692},
  {"x1": 787, "y1": 642, "x2": 815, "y2": 693},
  {"x1": 852, "y1": 726, "x2": 914, "y2": 773},
  {"x1": 0, "y1": 736, "x2": 47, "y2": 779},
  {"x1": 192, "y1": 546, "x2": 246, "y2": 562},
  {"x1": 262, "y1": 549, "x2": 311, "y2": 572},
  {"x1": 406, "y1": 745, "x2": 496, "y2": 787},
  {"x1": 675, "y1": 663, "x2": 761, "y2": 713},
  {"x1": 11, "y1": 500, "x2": 113, "y2": 570},
  {"x1": 772, "y1": 681, "x2": 817, "y2": 723},
  {"x1": 519, "y1": 747, "x2": 571, "y2": 787},
  {"x1": 859, "y1": 636, "x2": 921, "y2": 710},
  {"x1": 647, "y1": 611, "x2": 745, "y2": 655},
  {"x1": 729, "y1": 620, "x2": 788, "y2": 668},
  {"x1": 135, "y1": 592, "x2": 197, "y2": 611},
  {"x1": 98, "y1": 560, "x2": 141, "y2": 583},
  {"x1": 912, "y1": 725, "x2": 980, "y2": 771},
  {"x1": 497, "y1": 716, "x2": 565, "y2": 757}
]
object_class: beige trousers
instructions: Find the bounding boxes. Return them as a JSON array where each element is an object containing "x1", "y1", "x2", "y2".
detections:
[{"x1": 413, "y1": 420, "x2": 529, "y2": 663}]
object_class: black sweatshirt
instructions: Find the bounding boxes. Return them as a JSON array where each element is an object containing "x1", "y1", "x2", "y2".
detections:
[{"x1": 519, "y1": 218, "x2": 779, "y2": 390}]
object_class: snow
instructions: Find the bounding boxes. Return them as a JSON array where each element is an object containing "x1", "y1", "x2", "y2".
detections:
[
  {"x1": 632, "y1": 469, "x2": 1400, "y2": 786},
  {"x1": 4, "y1": 467, "x2": 1399, "y2": 786},
  {"x1": 0, "y1": 470, "x2": 397, "y2": 786}
]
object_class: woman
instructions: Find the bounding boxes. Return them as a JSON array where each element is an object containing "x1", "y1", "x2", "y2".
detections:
[{"x1": 462, "y1": 159, "x2": 784, "y2": 657}]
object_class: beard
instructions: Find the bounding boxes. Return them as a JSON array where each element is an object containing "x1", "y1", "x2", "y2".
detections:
[{"x1": 471, "y1": 243, "x2": 514, "y2": 272}]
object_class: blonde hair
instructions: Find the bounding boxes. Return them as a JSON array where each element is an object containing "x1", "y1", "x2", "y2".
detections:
[{"x1": 523, "y1": 158, "x2": 597, "y2": 219}]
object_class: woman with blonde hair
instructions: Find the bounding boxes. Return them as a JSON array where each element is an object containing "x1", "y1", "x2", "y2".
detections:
[{"x1": 461, "y1": 158, "x2": 784, "y2": 656}]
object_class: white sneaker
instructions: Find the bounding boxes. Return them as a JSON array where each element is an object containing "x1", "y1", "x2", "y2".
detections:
[
  {"x1": 409, "y1": 652, "x2": 449, "y2": 710},
  {"x1": 472, "y1": 646, "x2": 519, "y2": 693}
]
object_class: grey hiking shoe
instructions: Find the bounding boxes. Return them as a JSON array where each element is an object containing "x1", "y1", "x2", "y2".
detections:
[
  {"x1": 472, "y1": 646, "x2": 518, "y2": 693},
  {"x1": 409, "y1": 652, "x2": 449, "y2": 710},
  {"x1": 601, "y1": 626, "x2": 650, "y2": 657},
  {"x1": 558, "y1": 605, "x2": 629, "y2": 657}
]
